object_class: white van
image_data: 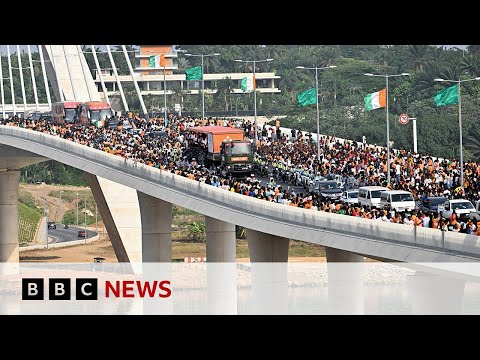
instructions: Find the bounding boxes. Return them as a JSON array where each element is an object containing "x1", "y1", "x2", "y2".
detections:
[
  {"x1": 358, "y1": 186, "x2": 389, "y2": 209},
  {"x1": 379, "y1": 190, "x2": 415, "y2": 212}
]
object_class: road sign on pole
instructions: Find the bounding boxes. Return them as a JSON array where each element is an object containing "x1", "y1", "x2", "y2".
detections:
[{"x1": 399, "y1": 113, "x2": 409, "y2": 125}]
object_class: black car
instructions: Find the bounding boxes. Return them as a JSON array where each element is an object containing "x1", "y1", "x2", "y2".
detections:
[
  {"x1": 107, "y1": 120, "x2": 120, "y2": 129},
  {"x1": 47, "y1": 221, "x2": 56, "y2": 230},
  {"x1": 39, "y1": 113, "x2": 52, "y2": 123},
  {"x1": 418, "y1": 196, "x2": 448, "y2": 213},
  {"x1": 145, "y1": 130, "x2": 168, "y2": 139},
  {"x1": 312, "y1": 181, "x2": 343, "y2": 200},
  {"x1": 29, "y1": 111, "x2": 43, "y2": 121}
]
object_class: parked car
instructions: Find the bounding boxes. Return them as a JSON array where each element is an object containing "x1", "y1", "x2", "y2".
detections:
[
  {"x1": 145, "y1": 130, "x2": 168, "y2": 139},
  {"x1": 469, "y1": 201, "x2": 480, "y2": 221},
  {"x1": 39, "y1": 112, "x2": 52, "y2": 123},
  {"x1": 418, "y1": 196, "x2": 448, "y2": 213},
  {"x1": 438, "y1": 199, "x2": 476, "y2": 218},
  {"x1": 358, "y1": 186, "x2": 389, "y2": 209},
  {"x1": 47, "y1": 221, "x2": 56, "y2": 230},
  {"x1": 378, "y1": 190, "x2": 416, "y2": 212},
  {"x1": 77, "y1": 230, "x2": 87, "y2": 238},
  {"x1": 341, "y1": 190, "x2": 359, "y2": 205},
  {"x1": 28, "y1": 111, "x2": 43, "y2": 121},
  {"x1": 311, "y1": 180, "x2": 343, "y2": 201}
]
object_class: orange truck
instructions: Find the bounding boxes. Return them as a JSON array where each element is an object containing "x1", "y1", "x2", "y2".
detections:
[{"x1": 188, "y1": 126, "x2": 253, "y2": 176}]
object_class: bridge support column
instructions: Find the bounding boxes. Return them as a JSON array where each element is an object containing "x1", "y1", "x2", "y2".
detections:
[
  {"x1": 0, "y1": 171, "x2": 20, "y2": 267},
  {"x1": 86, "y1": 174, "x2": 140, "y2": 264},
  {"x1": 408, "y1": 271, "x2": 465, "y2": 314},
  {"x1": 326, "y1": 247, "x2": 364, "y2": 314},
  {"x1": 205, "y1": 217, "x2": 237, "y2": 314},
  {"x1": 246, "y1": 229, "x2": 289, "y2": 262},
  {"x1": 205, "y1": 217, "x2": 236, "y2": 262},
  {"x1": 246, "y1": 229, "x2": 289, "y2": 314},
  {"x1": 138, "y1": 192, "x2": 172, "y2": 262}
]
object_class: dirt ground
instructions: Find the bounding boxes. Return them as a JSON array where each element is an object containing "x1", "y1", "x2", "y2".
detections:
[
  {"x1": 20, "y1": 238, "x2": 327, "y2": 263},
  {"x1": 20, "y1": 184, "x2": 94, "y2": 225}
]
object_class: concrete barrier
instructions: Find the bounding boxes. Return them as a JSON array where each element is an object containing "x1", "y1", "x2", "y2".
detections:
[{"x1": 1, "y1": 125, "x2": 479, "y2": 262}]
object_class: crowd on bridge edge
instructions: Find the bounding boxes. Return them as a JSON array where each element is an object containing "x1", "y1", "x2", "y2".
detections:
[{"x1": 2, "y1": 112, "x2": 480, "y2": 237}]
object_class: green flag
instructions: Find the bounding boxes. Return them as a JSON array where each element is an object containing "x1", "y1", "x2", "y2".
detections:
[
  {"x1": 185, "y1": 66, "x2": 203, "y2": 80},
  {"x1": 434, "y1": 84, "x2": 458, "y2": 106},
  {"x1": 297, "y1": 88, "x2": 317, "y2": 107}
]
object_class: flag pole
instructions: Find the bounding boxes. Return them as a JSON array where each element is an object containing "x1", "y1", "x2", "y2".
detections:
[
  {"x1": 164, "y1": 63, "x2": 167, "y2": 125},
  {"x1": 386, "y1": 75, "x2": 390, "y2": 185},
  {"x1": 201, "y1": 54, "x2": 205, "y2": 121},
  {"x1": 315, "y1": 66, "x2": 320, "y2": 162},
  {"x1": 458, "y1": 80, "x2": 463, "y2": 189}
]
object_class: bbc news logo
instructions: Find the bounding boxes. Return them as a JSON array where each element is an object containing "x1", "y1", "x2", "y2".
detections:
[{"x1": 22, "y1": 278, "x2": 171, "y2": 300}]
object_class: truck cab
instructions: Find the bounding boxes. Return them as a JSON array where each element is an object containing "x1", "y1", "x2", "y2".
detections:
[
  {"x1": 188, "y1": 126, "x2": 253, "y2": 177},
  {"x1": 220, "y1": 140, "x2": 254, "y2": 175}
]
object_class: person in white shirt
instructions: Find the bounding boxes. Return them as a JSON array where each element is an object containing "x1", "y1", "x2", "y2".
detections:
[
  {"x1": 404, "y1": 215, "x2": 414, "y2": 225},
  {"x1": 422, "y1": 214, "x2": 430, "y2": 228}
]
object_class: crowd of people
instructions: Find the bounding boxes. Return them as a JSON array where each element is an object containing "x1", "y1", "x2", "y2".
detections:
[{"x1": 1, "y1": 112, "x2": 480, "y2": 237}]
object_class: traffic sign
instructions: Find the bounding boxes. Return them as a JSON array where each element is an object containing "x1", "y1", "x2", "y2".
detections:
[{"x1": 399, "y1": 113, "x2": 409, "y2": 125}]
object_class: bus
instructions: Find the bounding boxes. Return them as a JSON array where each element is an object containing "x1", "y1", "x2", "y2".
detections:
[
  {"x1": 86, "y1": 101, "x2": 114, "y2": 126},
  {"x1": 51, "y1": 101, "x2": 81, "y2": 125}
]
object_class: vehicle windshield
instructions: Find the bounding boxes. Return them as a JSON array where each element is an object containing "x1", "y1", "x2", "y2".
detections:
[
  {"x1": 90, "y1": 110, "x2": 101, "y2": 121},
  {"x1": 318, "y1": 182, "x2": 338, "y2": 190},
  {"x1": 65, "y1": 109, "x2": 76, "y2": 122},
  {"x1": 371, "y1": 190, "x2": 383, "y2": 198},
  {"x1": 225, "y1": 142, "x2": 251, "y2": 155},
  {"x1": 348, "y1": 192, "x2": 359, "y2": 198},
  {"x1": 100, "y1": 109, "x2": 113, "y2": 120},
  {"x1": 452, "y1": 201, "x2": 474, "y2": 210},
  {"x1": 391, "y1": 193, "x2": 414, "y2": 202},
  {"x1": 427, "y1": 197, "x2": 447, "y2": 205}
]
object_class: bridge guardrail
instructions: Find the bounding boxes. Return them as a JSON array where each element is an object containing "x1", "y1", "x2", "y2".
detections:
[{"x1": 1, "y1": 125, "x2": 479, "y2": 259}]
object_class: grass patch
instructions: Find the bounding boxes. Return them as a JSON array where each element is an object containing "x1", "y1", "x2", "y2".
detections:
[
  {"x1": 48, "y1": 189, "x2": 92, "y2": 203},
  {"x1": 63, "y1": 209, "x2": 98, "y2": 226},
  {"x1": 288, "y1": 240, "x2": 326, "y2": 257},
  {"x1": 18, "y1": 190, "x2": 38, "y2": 209},
  {"x1": 172, "y1": 205, "x2": 200, "y2": 217},
  {"x1": 18, "y1": 202, "x2": 42, "y2": 244}
]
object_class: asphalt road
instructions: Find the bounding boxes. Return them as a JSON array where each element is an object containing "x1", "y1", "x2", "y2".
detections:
[{"x1": 47, "y1": 226, "x2": 98, "y2": 244}]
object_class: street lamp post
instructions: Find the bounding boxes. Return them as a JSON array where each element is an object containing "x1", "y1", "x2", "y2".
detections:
[
  {"x1": 364, "y1": 72, "x2": 410, "y2": 184},
  {"x1": 84, "y1": 192, "x2": 87, "y2": 244},
  {"x1": 434, "y1": 77, "x2": 480, "y2": 188},
  {"x1": 59, "y1": 190, "x2": 64, "y2": 225},
  {"x1": 185, "y1": 53, "x2": 221, "y2": 121},
  {"x1": 296, "y1": 65, "x2": 337, "y2": 162},
  {"x1": 234, "y1": 58, "x2": 274, "y2": 146},
  {"x1": 76, "y1": 192, "x2": 79, "y2": 226}
]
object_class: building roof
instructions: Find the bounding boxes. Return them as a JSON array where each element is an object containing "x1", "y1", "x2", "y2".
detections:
[{"x1": 188, "y1": 126, "x2": 244, "y2": 135}]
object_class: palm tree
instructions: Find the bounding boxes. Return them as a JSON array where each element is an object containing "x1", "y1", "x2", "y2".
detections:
[
  {"x1": 460, "y1": 53, "x2": 480, "y2": 76},
  {"x1": 175, "y1": 57, "x2": 190, "y2": 74},
  {"x1": 468, "y1": 45, "x2": 480, "y2": 54},
  {"x1": 408, "y1": 45, "x2": 431, "y2": 71},
  {"x1": 215, "y1": 77, "x2": 234, "y2": 111},
  {"x1": 414, "y1": 61, "x2": 442, "y2": 92},
  {"x1": 466, "y1": 129, "x2": 480, "y2": 160}
]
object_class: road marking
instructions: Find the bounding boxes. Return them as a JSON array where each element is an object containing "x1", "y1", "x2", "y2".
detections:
[{"x1": 48, "y1": 235, "x2": 59, "y2": 244}]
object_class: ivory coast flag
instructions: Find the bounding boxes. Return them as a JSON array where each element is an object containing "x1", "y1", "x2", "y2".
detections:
[
  {"x1": 364, "y1": 88, "x2": 386, "y2": 111},
  {"x1": 241, "y1": 74, "x2": 255, "y2": 92},
  {"x1": 149, "y1": 54, "x2": 165, "y2": 68}
]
